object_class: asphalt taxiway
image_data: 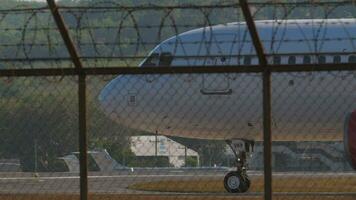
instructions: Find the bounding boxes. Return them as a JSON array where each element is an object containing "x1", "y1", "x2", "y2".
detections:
[{"x1": 0, "y1": 169, "x2": 356, "y2": 196}]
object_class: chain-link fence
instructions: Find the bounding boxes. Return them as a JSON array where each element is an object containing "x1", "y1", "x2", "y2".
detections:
[{"x1": 0, "y1": 0, "x2": 356, "y2": 200}]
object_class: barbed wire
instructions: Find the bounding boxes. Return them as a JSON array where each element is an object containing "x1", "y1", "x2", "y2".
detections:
[
  {"x1": 0, "y1": 0, "x2": 355, "y2": 82},
  {"x1": 0, "y1": 3, "x2": 356, "y2": 198},
  {"x1": 1, "y1": 0, "x2": 355, "y2": 12}
]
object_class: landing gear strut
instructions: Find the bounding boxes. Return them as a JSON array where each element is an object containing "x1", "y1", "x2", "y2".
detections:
[{"x1": 224, "y1": 139, "x2": 254, "y2": 193}]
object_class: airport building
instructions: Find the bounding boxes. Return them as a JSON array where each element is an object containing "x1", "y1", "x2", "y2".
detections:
[
  {"x1": 130, "y1": 136, "x2": 199, "y2": 167},
  {"x1": 230, "y1": 142, "x2": 353, "y2": 171},
  {"x1": 0, "y1": 159, "x2": 21, "y2": 172},
  {"x1": 58, "y1": 137, "x2": 200, "y2": 172}
]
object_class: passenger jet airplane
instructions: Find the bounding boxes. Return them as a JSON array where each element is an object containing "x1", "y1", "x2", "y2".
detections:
[{"x1": 99, "y1": 19, "x2": 356, "y2": 193}]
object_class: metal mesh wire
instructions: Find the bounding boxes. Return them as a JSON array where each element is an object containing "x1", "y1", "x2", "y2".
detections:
[
  {"x1": 0, "y1": 1, "x2": 356, "y2": 200},
  {"x1": 0, "y1": 77, "x2": 79, "y2": 195}
]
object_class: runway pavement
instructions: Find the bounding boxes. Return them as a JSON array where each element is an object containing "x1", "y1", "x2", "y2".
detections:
[
  {"x1": 0, "y1": 168, "x2": 227, "y2": 194},
  {"x1": 0, "y1": 169, "x2": 356, "y2": 195}
]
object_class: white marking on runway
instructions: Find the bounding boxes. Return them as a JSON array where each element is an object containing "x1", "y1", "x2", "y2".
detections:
[
  {"x1": 1, "y1": 172, "x2": 356, "y2": 181},
  {"x1": 0, "y1": 174, "x2": 220, "y2": 181}
]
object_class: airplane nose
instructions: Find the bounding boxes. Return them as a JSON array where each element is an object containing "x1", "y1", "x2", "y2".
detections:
[
  {"x1": 98, "y1": 75, "x2": 142, "y2": 122},
  {"x1": 98, "y1": 76, "x2": 121, "y2": 118}
]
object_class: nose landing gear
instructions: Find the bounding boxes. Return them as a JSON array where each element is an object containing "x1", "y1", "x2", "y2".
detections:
[
  {"x1": 224, "y1": 139, "x2": 254, "y2": 193},
  {"x1": 224, "y1": 171, "x2": 250, "y2": 193}
]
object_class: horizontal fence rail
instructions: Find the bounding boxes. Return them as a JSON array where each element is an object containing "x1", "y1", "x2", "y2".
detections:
[
  {"x1": 1, "y1": 64, "x2": 356, "y2": 77},
  {"x1": 0, "y1": 1, "x2": 355, "y2": 200},
  {"x1": 0, "y1": 1, "x2": 355, "y2": 69}
]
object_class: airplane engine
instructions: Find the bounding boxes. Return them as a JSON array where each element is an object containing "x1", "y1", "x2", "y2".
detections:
[{"x1": 344, "y1": 110, "x2": 356, "y2": 170}]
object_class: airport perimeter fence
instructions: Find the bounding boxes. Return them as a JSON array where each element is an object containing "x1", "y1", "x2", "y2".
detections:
[{"x1": 0, "y1": 0, "x2": 356, "y2": 200}]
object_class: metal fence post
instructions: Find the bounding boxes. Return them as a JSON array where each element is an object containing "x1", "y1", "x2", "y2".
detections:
[
  {"x1": 78, "y1": 73, "x2": 87, "y2": 200},
  {"x1": 238, "y1": 1, "x2": 273, "y2": 200},
  {"x1": 46, "y1": 1, "x2": 88, "y2": 200},
  {"x1": 261, "y1": 69, "x2": 272, "y2": 200}
]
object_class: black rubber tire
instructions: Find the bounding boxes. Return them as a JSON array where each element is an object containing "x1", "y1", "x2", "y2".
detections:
[
  {"x1": 239, "y1": 174, "x2": 250, "y2": 193},
  {"x1": 223, "y1": 171, "x2": 250, "y2": 193}
]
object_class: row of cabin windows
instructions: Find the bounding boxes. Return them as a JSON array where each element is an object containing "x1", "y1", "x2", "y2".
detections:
[
  {"x1": 142, "y1": 52, "x2": 356, "y2": 67},
  {"x1": 243, "y1": 55, "x2": 356, "y2": 65}
]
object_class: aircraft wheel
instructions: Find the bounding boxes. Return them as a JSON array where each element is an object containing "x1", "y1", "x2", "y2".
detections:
[{"x1": 224, "y1": 171, "x2": 250, "y2": 193}]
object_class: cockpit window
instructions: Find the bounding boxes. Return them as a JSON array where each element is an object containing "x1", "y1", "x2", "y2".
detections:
[
  {"x1": 333, "y1": 55, "x2": 341, "y2": 63},
  {"x1": 318, "y1": 56, "x2": 326, "y2": 64},
  {"x1": 141, "y1": 53, "x2": 159, "y2": 67},
  {"x1": 243, "y1": 56, "x2": 252, "y2": 65},
  {"x1": 141, "y1": 52, "x2": 173, "y2": 67},
  {"x1": 349, "y1": 55, "x2": 356, "y2": 63},
  {"x1": 303, "y1": 55, "x2": 311, "y2": 64},
  {"x1": 273, "y1": 56, "x2": 281, "y2": 64},
  {"x1": 159, "y1": 52, "x2": 173, "y2": 67},
  {"x1": 288, "y1": 56, "x2": 296, "y2": 64}
]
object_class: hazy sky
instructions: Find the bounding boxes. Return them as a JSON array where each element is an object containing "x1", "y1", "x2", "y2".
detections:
[
  {"x1": 21, "y1": 0, "x2": 45, "y2": 1},
  {"x1": 20, "y1": 0, "x2": 79, "y2": 1}
]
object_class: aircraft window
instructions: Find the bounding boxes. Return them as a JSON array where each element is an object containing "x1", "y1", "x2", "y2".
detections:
[
  {"x1": 318, "y1": 56, "x2": 326, "y2": 64},
  {"x1": 333, "y1": 55, "x2": 341, "y2": 63},
  {"x1": 288, "y1": 56, "x2": 296, "y2": 64},
  {"x1": 159, "y1": 52, "x2": 173, "y2": 67},
  {"x1": 220, "y1": 56, "x2": 226, "y2": 63},
  {"x1": 141, "y1": 53, "x2": 159, "y2": 67},
  {"x1": 243, "y1": 56, "x2": 252, "y2": 65},
  {"x1": 303, "y1": 56, "x2": 311, "y2": 64},
  {"x1": 273, "y1": 56, "x2": 281, "y2": 64},
  {"x1": 349, "y1": 55, "x2": 356, "y2": 63}
]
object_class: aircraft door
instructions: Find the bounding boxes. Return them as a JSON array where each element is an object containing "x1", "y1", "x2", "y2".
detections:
[
  {"x1": 199, "y1": 31, "x2": 234, "y2": 95},
  {"x1": 201, "y1": 73, "x2": 232, "y2": 95}
]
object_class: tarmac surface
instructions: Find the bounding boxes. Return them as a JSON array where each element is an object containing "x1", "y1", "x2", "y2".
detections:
[
  {"x1": 0, "y1": 168, "x2": 228, "y2": 194},
  {"x1": 1, "y1": 169, "x2": 356, "y2": 197}
]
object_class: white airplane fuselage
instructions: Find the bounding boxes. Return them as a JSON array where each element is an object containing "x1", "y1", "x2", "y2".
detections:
[{"x1": 99, "y1": 19, "x2": 356, "y2": 142}]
